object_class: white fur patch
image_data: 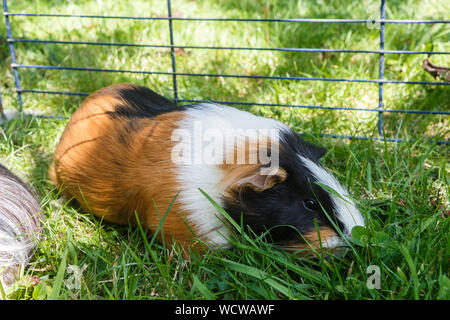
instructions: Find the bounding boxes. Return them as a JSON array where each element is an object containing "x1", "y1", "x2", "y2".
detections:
[
  {"x1": 0, "y1": 173, "x2": 41, "y2": 289},
  {"x1": 299, "y1": 156, "x2": 365, "y2": 239},
  {"x1": 321, "y1": 234, "x2": 344, "y2": 247},
  {"x1": 174, "y1": 103, "x2": 288, "y2": 247}
]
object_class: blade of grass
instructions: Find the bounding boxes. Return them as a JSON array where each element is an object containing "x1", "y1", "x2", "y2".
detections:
[
  {"x1": 192, "y1": 275, "x2": 216, "y2": 300},
  {"x1": 217, "y1": 257, "x2": 295, "y2": 299},
  {"x1": 399, "y1": 243, "x2": 420, "y2": 300},
  {"x1": 198, "y1": 188, "x2": 241, "y2": 233},
  {"x1": 49, "y1": 247, "x2": 68, "y2": 300}
]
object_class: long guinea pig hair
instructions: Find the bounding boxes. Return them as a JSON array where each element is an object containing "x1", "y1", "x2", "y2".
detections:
[
  {"x1": 50, "y1": 83, "x2": 365, "y2": 255},
  {"x1": 0, "y1": 164, "x2": 42, "y2": 289}
]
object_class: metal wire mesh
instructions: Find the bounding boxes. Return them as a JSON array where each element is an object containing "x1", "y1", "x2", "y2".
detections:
[{"x1": 2, "y1": 0, "x2": 449, "y2": 144}]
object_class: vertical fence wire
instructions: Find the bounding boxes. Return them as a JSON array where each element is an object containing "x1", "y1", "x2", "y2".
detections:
[
  {"x1": 1, "y1": 0, "x2": 449, "y2": 144},
  {"x1": 378, "y1": 0, "x2": 386, "y2": 137},
  {"x1": 2, "y1": 0, "x2": 22, "y2": 111},
  {"x1": 167, "y1": 0, "x2": 179, "y2": 102}
]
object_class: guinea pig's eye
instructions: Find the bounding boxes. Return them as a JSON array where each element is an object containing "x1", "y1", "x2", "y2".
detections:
[{"x1": 303, "y1": 199, "x2": 317, "y2": 212}]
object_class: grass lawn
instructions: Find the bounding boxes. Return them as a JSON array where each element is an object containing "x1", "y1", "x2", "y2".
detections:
[{"x1": 0, "y1": 0, "x2": 449, "y2": 299}]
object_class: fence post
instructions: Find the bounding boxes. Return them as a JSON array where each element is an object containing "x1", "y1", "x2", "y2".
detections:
[
  {"x1": 167, "y1": 0, "x2": 179, "y2": 102},
  {"x1": 378, "y1": 0, "x2": 386, "y2": 137},
  {"x1": 2, "y1": 0, "x2": 23, "y2": 112}
]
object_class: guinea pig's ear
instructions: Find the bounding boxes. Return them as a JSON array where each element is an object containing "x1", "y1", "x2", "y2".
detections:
[
  {"x1": 302, "y1": 139, "x2": 327, "y2": 161},
  {"x1": 239, "y1": 167, "x2": 287, "y2": 192}
]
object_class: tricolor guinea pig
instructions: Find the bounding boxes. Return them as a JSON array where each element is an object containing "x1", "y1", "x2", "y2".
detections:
[
  {"x1": 49, "y1": 83, "x2": 364, "y2": 254},
  {"x1": 0, "y1": 164, "x2": 42, "y2": 289}
]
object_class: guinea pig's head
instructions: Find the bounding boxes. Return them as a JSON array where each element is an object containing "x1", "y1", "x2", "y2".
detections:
[{"x1": 219, "y1": 129, "x2": 365, "y2": 255}]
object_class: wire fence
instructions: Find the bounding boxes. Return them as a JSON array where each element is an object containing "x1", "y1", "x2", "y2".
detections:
[{"x1": 2, "y1": 0, "x2": 449, "y2": 144}]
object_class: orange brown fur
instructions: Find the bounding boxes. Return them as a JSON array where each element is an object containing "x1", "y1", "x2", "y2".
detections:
[
  {"x1": 217, "y1": 134, "x2": 285, "y2": 202},
  {"x1": 50, "y1": 84, "x2": 197, "y2": 249}
]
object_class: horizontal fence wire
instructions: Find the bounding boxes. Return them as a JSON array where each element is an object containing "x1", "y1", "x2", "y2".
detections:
[
  {"x1": 8, "y1": 39, "x2": 450, "y2": 55},
  {"x1": 4, "y1": 12, "x2": 450, "y2": 24},
  {"x1": 11, "y1": 63, "x2": 450, "y2": 86},
  {"x1": 2, "y1": 0, "x2": 450, "y2": 144},
  {"x1": 13, "y1": 90, "x2": 450, "y2": 116}
]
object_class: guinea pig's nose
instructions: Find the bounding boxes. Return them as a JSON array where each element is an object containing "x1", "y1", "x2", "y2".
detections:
[
  {"x1": 326, "y1": 234, "x2": 351, "y2": 257},
  {"x1": 330, "y1": 246, "x2": 349, "y2": 258}
]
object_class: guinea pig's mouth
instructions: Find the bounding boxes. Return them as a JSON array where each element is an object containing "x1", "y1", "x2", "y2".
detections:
[{"x1": 273, "y1": 234, "x2": 350, "y2": 257}]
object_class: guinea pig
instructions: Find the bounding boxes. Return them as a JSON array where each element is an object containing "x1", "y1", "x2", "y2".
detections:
[
  {"x1": 0, "y1": 163, "x2": 42, "y2": 289},
  {"x1": 49, "y1": 83, "x2": 364, "y2": 254}
]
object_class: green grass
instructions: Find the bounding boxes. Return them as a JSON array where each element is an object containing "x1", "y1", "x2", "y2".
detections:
[{"x1": 0, "y1": 0, "x2": 449, "y2": 300}]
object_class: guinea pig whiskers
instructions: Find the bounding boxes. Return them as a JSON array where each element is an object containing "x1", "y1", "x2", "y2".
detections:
[{"x1": 266, "y1": 224, "x2": 326, "y2": 257}]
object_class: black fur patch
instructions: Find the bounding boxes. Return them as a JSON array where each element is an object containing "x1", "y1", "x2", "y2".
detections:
[
  {"x1": 105, "y1": 84, "x2": 185, "y2": 119},
  {"x1": 101, "y1": 84, "x2": 186, "y2": 145},
  {"x1": 281, "y1": 131, "x2": 327, "y2": 162}
]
